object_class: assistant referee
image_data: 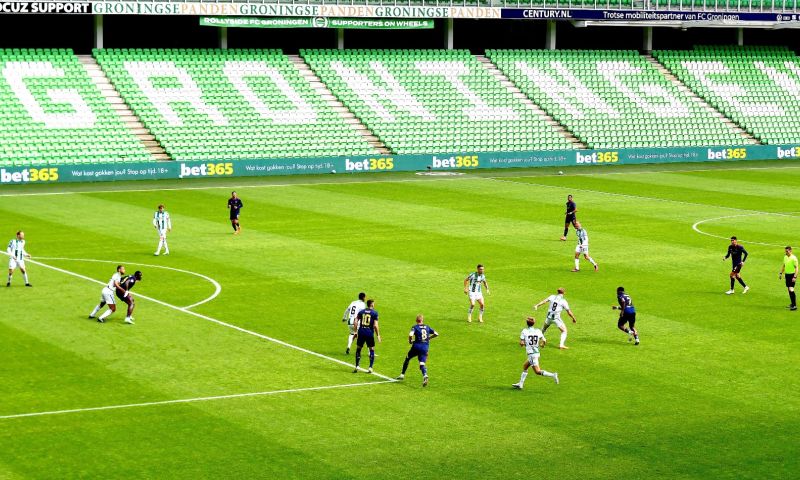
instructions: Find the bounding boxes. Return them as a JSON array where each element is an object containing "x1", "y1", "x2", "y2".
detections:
[{"x1": 780, "y1": 246, "x2": 798, "y2": 311}]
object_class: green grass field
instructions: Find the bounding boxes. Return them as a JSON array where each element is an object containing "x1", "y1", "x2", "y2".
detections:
[{"x1": 0, "y1": 160, "x2": 798, "y2": 479}]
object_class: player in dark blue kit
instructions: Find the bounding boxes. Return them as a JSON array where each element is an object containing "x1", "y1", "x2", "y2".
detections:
[
  {"x1": 227, "y1": 191, "x2": 243, "y2": 234},
  {"x1": 560, "y1": 194, "x2": 577, "y2": 241},
  {"x1": 724, "y1": 236, "x2": 749, "y2": 295},
  {"x1": 353, "y1": 299, "x2": 381, "y2": 374},
  {"x1": 396, "y1": 314, "x2": 439, "y2": 387},
  {"x1": 116, "y1": 270, "x2": 143, "y2": 325},
  {"x1": 612, "y1": 286, "x2": 639, "y2": 345}
]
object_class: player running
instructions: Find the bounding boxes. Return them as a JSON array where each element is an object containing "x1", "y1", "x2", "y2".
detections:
[
  {"x1": 6, "y1": 230, "x2": 32, "y2": 287},
  {"x1": 116, "y1": 270, "x2": 143, "y2": 324},
  {"x1": 560, "y1": 194, "x2": 578, "y2": 241},
  {"x1": 780, "y1": 246, "x2": 798, "y2": 311},
  {"x1": 353, "y1": 299, "x2": 381, "y2": 373},
  {"x1": 534, "y1": 288, "x2": 577, "y2": 350},
  {"x1": 396, "y1": 314, "x2": 439, "y2": 387},
  {"x1": 342, "y1": 292, "x2": 366, "y2": 354},
  {"x1": 724, "y1": 236, "x2": 749, "y2": 294},
  {"x1": 153, "y1": 204, "x2": 172, "y2": 256},
  {"x1": 464, "y1": 264, "x2": 490, "y2": 323},
  {"x1": 572, "y1": 221, "x2": 598, "y2": 272},
  {"x1": 89, "y1": 265, "x2": 126, "y2": 323},
  {"x1": 227, "y1": 191, "x2": 243, "y2": 234},
  {"x1": 512, "y1": 317, "x2": 558, "y2": 389},
  {"x1": 612, "y1": 286, "x2": 640, "y2": 345}
]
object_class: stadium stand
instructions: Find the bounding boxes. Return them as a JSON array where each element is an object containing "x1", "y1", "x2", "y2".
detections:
[
  {"x1": 0, "y1": 48, "x2": 153, "y2": 166},
  {"x1": 653, "y1": 46, "x2": 800, "y2": 145},
  {"x1": 301, "y1": 49, "x2": 576, "y2": 154},
  {"x1": 487, "y1": 49, "x2": 747, "y2": 149},
  {"x1": 94, "y1": 49, "x2": 378, "y2": 161}
]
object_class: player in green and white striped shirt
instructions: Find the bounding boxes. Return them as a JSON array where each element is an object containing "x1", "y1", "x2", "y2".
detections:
[
  {"x1": 6, "y1": 230, "x2": 32, "y2": 287},
  {"x1": 464, "y1": 264, "x2": 490, "y2": 323},
  {"x1": 572, "y1": 221, "x2": 598, "y2": 272},
  {"x1": 153, "y1": 204, "x2": 172, "y2": 256}
]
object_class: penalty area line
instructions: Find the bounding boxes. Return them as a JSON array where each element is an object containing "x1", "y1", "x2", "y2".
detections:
[
  {"x1": 26, "y1": 258, "x2": 397, "y2": 382},
  {"x1": 0, "y1": 380, "x2": 395, "y2": 420}
]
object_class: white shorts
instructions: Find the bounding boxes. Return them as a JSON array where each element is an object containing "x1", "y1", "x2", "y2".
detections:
[
  {"x1": 469, "y1": 291, "x2": 484, "y2": 302},
  {"x1": 526, "y1": 353, "x2": 540, "y2": 367},
  {"x1": 575, "y1": 244, "x2": 589, "y2": 254},
  {"x1": 157, "y1": 229, "x2": 168, "y2": 238},
  {"x1": 348, "y1": 323, "x2": 356, "y2": 335},
  {"x1": 545, "y1": 315, "x2": 565, "y2": 329},
  {"x1": 101, "y1": 287, "x2": 116, "y2": 305},
  {"x1": 8, "y1": 258, "x2": 25, "y2": 270}
]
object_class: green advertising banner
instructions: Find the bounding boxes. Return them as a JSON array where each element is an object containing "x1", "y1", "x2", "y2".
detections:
[
  {"x1": 200, "y1": 16, "x2": 434, "y2": 29},
  {"x1": 1, "y1": 144, "x2": 797, "y2": 185}
]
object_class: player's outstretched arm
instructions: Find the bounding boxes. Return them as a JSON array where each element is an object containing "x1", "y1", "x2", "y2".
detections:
[
  {"x1": 483, "y1": 280, "x2": 490, "y2": 294},
  {"x1": 567, "y1": 309, "x2": 577, "y2": 323},
  {"x1": 463, "y1": 277, "x2": 470, "y2": 293},
  {"x1": 533, "y1": 298, "x2": 547, "y2": 310}
]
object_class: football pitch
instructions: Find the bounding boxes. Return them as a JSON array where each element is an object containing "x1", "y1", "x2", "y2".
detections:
[{"x1": 1, "y1": 160, "x2": 798, "y2": 479}]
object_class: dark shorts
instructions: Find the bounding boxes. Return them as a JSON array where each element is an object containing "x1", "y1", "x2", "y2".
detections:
[
  {"x1": 116, "y1": 293, "x2": 133, "y2": 305},
  {"x1": 407, "y1": 345, "x2": 429, "y2": 363},
  {"x1": 230, "y1": 213, "x2": 240, "y2": 221},
  {"x1": 787, "y1": 275, "x2": 797, "y2": 288},
  {"x1": 618, "y1": 311, "x2": 636, "y2": 328},
  {"x1": 357, "y1": 331, "x2": 375, "y2": 348},
  {"x1": 732, "y1": 263, "x2": 743, "y2": 274},
  {"x1": 565, "y1": 214, "x2": 576, "y2": 225}
]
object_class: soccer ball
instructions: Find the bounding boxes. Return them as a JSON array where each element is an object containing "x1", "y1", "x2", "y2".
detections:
[
  {"x1": 331, "y1": 169, "x2": 336, "y2": 174},
  {"x1": 558, "y1": 171, "x2": 564, "y2": 175}
]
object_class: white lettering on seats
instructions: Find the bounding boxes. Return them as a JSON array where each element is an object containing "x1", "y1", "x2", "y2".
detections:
[
  {"x1": 223, "y1": 61, "x2": 317, "y2": 125},
  {"x1": 415, "y1": 60, "x2": 519, "y2": 121},
  {"x1": 596, "y1": 61, "x2": 690, "y2": 118},
  {"x1": 124, "y1": 61, "x2": 228, "y2": 126},
  {"x1": 330, "y1": 60, "x2": 435, "y2": 122},
  {"x1": 2, "y1": 61, "x2": 97, "y2": 128},
  {"x1": 514, "y1": 60, "x2": 620, "y2": 119},
  {"x1": 682, "y1": 61, "x2": 783, "y2": 117}
]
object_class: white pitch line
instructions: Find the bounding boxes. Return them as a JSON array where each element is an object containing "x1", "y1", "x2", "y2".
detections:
[
  {"x1": 691, "y1": 213, "x2": 800, "y2": 247},
  {"x1": 26, "y1": 258, "x2": 397, "y2": 382},
  {"x1": 0, "y1": 163, "x2": 798, "y2": 198},
  {"x1": 35, "y1": 257, "x2": 221, "y2": 309},
  {"x1": 0, "y1": 380, "x2": 395, "y2": 421}
]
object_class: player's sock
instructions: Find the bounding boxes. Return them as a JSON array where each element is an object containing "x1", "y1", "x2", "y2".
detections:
[
  {"x1": 791, "y1": 291, "x2": 797, "y2": 306},
  {"x1": 519, "y1": 370, "x2": 528, "y2": 386},
  {"x1": 560, "y1": 331, "x2": 567, "y2": 348},
  {"x1": 468, "y1": 306, "x2": 474, "y2": 315},
  {"x1": 730, "y1": 278, "x2": 735, "y2": 290},
  {"x1": 354, "y1": 350, "x2": 361, "y2": 368},
  {"x1": 99, "y1": 309, "x2": 113, "y2": 321},
  {"x1": 539, "y1": 370, "x2": 556, "y2": 378},
  {"x1": 588, "y1": 257, "x2": 597, "y2": 266},
  {"x1": 563, "y1": 227, "x2": 568, "y2": 237},
  {"x1": 23, "y1": 272, "x2": 29, "y2": 284},
  {"x1": 420, "y1": 363, "x2": 427, "y2": 377},
  {"x1": 574, "y1": 258, "x2": 580, "y2": 270},
  {"x1": 163, "y1": 239, "x2": 169, "y2": 254},
  {"x1": 347, "y1": 334, "x2": 355, "y2": 350},
  {"x1": 89, "y1": 304, "x2": 102, "y2": 317},
  {"x1": 369, "y1": 350, "x2": 375, "y2": 368},
  {"x1": 231, "y1": 221, "x2": 237, "y2": 232},
  {"x1": 737, "y1": 278, "x2": 746, "y2": 287},
  {"x1": 401, "y1": 357, "x2": 410, "y2": 375},
  {"x1": 156, "y1": 239, "x2": 163, "y2": 254},
  {"x1": 479, "y1": 307, "x2": 485, "y2": 322}
]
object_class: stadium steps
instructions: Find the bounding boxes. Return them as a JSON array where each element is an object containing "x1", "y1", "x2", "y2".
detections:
[
  {"x1": 287, "y1": 54, "x2": 391, "y2": 155},
  {"x1": 643, "y1": 54, "x2": 759, "y2": 145},
  {"x1": 77, "y1": 55, "x2": 171, "y2": 160},
  {"x1": 476, "y1": 55, "x2": 587, "y2": 149}
]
